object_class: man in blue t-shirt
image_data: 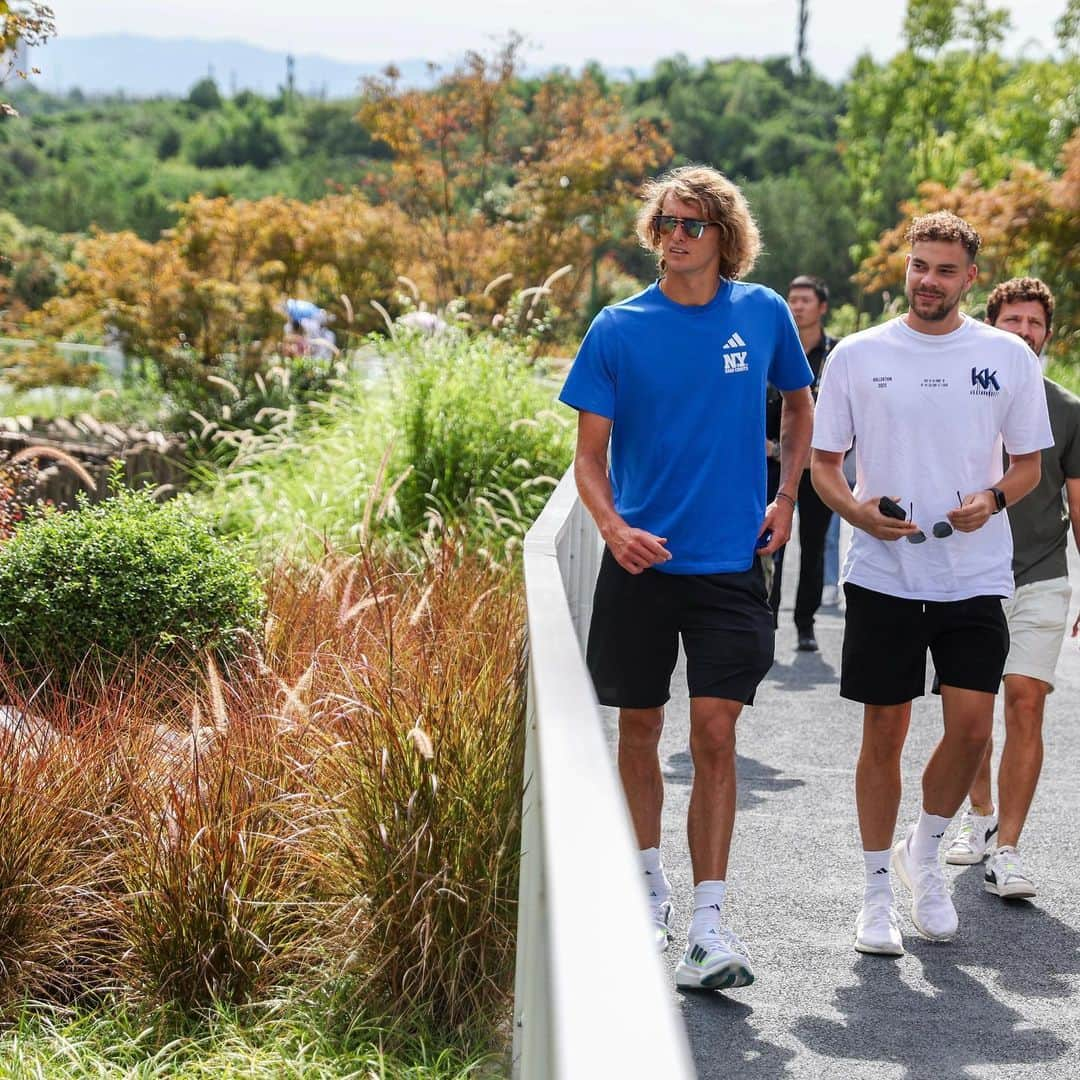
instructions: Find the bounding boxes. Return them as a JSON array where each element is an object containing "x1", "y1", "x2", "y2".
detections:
[{"x1": 559, "y1": 164, "x2": 813, "y2": 992}]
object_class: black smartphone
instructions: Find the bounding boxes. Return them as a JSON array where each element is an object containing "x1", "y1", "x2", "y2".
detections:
[
  {"x1": 878, "y1": 496, "x2": 907, "y2": 521},
  {"x1": 755, "y1": 528, "x2": 773, "y2": 549}
]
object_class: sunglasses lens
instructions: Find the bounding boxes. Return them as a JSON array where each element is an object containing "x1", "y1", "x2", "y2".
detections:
[
  {"x1": 906, "y1": 531, "x2": 927, "y2": 544},
  {"x1": 657, "y1": 216, "x2": 676, "y2": 235},
  {"x1": 684, "y1": 220, "x2": 705, "y2": 239},
  {"x1": 932, "y1": 521, "x2": 954, "y2": 538}
]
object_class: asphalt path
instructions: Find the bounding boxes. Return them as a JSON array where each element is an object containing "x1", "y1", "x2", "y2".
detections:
[{"x1": 598, "y1": 519, "x2": 1080, "y2": 1079}]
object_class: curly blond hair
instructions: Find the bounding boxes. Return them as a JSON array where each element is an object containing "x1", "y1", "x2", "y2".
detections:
[
  {"x1": 905, "y1": 210, "x2": 981, "y2": 261},
  {"x1": 636, "y1": 165, "x2": 761, "y2": 280},
  {"x1": 986, "y1": 276, "x2": 1054, "y2": 329}
]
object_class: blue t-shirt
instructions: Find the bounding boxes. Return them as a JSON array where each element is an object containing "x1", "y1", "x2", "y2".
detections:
[{"x1": 558, "y1": 280, "x2": 812, "y2": 574}]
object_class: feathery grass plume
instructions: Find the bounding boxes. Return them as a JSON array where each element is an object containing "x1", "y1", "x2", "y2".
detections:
[
  {"x1": 10, "y1": 445, "x2": 97, "y2": 494},
  {"x1": 370, "y1": 300, "x2": 396, "y2": 337},
  {"x1": 205, "y1": 375, "x2": 242, "y2": 400},
  {"x1": 482, "y1": 273, "x2": 514, "y2": 297},
  {"x1": 0, "y1": 675, "x2": 117, "y2": 1009},
  {"x1": 396, "y1": 276, "x2": 420, "y2": 302},
  {"x1": 289, "y1": 542, "x2": 525, "y2": 1034},
  {"x1": 340, "y1": 293, "x2": 355, "y2": 325},
  {"x1": 111, "y1": 692, "x2": 321, "y2": 1011}
]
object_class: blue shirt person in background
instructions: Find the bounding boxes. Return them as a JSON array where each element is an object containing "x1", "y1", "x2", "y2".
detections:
[{"x1": 559, "y1": 164, "x2": 813, "y2": 991}]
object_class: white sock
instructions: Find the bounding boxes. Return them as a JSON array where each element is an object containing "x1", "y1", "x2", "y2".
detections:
[
  {"x1": 863, "y1": 849, "x2": 893, "y2": 904},
  {"x1": 689, "y1": 880, "x2": 726, "y2": 941},
  {"x1": 640, "y1": 847, "x2": 671, "y2": 904},
  {"x1": 911, "y1": 810, "x2": 953, "y2": 863}
]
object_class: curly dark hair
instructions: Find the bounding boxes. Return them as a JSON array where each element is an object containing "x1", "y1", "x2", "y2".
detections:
[
  {"x1": 636, "y1": 164, "x2": 761, "y2": 280},
  {"x1": 905, "y1": 210, "x2": 981, "y2": 261},
  {"x1": 986, "y1": 276, "x2": 1054, "y2": 329}
]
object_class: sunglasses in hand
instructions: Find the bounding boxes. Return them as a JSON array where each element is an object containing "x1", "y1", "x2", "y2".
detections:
[
  {"x1": 903, "y1": 492, "x2": 964, "y2": 544},
  {"x1": 654, "y1": 215, "x2": 717, "y2": 240}
]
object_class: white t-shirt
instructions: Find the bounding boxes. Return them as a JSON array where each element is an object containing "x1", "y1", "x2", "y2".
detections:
[{"x1": 812, "y1": 314, "x2": 1053, "y2": 601}]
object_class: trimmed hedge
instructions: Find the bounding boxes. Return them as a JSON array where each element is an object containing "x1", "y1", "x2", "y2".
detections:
[{"x1": 0, "y1": 487, "x2": 264, "y2": 685}]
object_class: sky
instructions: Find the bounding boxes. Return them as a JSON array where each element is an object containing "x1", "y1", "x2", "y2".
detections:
[{"x1": 46, "y1": 0, "x2": 1069, "y2": 81}]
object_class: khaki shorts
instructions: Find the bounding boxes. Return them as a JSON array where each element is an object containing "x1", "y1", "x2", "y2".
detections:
[{"x1": 1002, "y1": 577, "x2": 1073, "y2": 691}]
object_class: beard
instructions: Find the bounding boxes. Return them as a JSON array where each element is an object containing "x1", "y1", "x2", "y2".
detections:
[{"x1": 906, "y1": 284, "x2": 961, "y2": 322}]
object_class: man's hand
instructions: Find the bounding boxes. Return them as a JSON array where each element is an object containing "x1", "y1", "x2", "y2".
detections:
[
  {"x1": 756, "y1": 497, "x2": 795, "y2": 556},
  {"x1": 603, "y1": 523, "x2": 671, "y2": 574},
  {"x1": 947, "y1": 491, "x2": 997, "y2": 533},
  {"x1": 1071, "y1": 610, "x2": 1080, "y2": 639},
  {"x1": 851, "y1": 495, "x2": 922, "y2": 541}
]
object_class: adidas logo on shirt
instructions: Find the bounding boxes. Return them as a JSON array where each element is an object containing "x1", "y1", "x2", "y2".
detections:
[{"x1": 723, "y1": 332, "x2": 749, "y2": 373}]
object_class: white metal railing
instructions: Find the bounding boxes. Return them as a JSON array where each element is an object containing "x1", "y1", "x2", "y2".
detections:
[
  {"x1": 513, "y1": 467, "x2": 695, "y2": 1079},
  {"x1": 0, "y1": 337, "x2": 126, "y2": 378}
]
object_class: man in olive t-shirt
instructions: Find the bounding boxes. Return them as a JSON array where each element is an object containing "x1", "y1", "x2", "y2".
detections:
[{"x1": 945, "y1": 278, "x2": 1080, "y2": 900}]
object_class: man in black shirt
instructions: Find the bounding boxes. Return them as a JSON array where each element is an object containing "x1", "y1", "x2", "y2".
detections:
[
  {"x1": 766, "y1": 275, "x2": 837, "y2": 651},
  {"x1": 944, "y1": 277, "x2": 1080, "y2": 899}
]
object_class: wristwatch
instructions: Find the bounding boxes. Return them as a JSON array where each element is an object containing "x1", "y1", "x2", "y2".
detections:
[{"x1": 989, "y1": 486, "x2": 1007, "y2": 513}]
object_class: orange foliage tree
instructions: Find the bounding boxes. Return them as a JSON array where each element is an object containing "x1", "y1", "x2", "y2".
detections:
[
  {"x1": 857, "y1": 130, "x2": 1080, "y2": 356},
  {"x1": 29, "y1": 192, "x2": 405, "y2": 386},
  {"x1": 359, "y1": 40, "x2": 671, "y2": 321}
]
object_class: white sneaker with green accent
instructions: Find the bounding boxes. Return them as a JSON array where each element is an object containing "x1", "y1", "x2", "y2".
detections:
[
  {"x1": 674, "y1": 927, "x2": 755, "y2": 990},
  {"x1": 651, "y1": 898, "x2": 673, "y2": 953},
  {"x1": 985, "y1": 847, "x2": 1037, "y2": 899},
  {"x1": 945, "y1": 810, "x2": 998, "y2": 865}
]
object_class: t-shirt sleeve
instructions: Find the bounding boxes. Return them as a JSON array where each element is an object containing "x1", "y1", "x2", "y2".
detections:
[
  {"x1": 767, "y1": 297, "x2": 814, "y2": 392},
  {"x1": 558, "y1": 308, "x2": 617, "y2": 419},
  {"x1": 810, "y1": 341, "x2": 854, "y2": 452},
  {"x1": 1060, "y1": 392, "x2": 1080, "y2": 479},
  {"x1": 1002, "y1": 351, "x2": 1054, "y2": 455}
]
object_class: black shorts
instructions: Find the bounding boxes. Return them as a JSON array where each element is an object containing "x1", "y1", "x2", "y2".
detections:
[
  {"x1": 841, "y1": 583, "x2": 1009, "y2": 706},
  {"x1": 586, "y1": 549, "x2": 775, "y2": 709}
]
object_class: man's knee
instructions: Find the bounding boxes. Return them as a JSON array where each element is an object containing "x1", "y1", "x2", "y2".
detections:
[
  {"x1": 1004, "y1": 675, "x2": 1049, "y2": 734},
  {"x1": 860, "y1": 705, "x2": 909, "y2": 763},
  {"x1": 689, "y1": 702, "x2": 739, "y2": 765},
  {"x1": 619, "y1": 707, "x2": 664, "y2": 749}
]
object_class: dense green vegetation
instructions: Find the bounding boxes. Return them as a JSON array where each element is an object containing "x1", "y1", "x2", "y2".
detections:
[{"x1": 4, "y1": 2, "x2": 1080, "y2": 352}]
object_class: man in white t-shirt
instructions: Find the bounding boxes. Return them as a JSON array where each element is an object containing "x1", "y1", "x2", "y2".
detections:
[{"x1": 810, "y1": 211, "x2": 1052, "y2": 957}]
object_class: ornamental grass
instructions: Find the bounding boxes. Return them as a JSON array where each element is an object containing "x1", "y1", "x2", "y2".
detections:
[{"x1": 0, "y1": 541, "x2": 524, "y2": 1039}]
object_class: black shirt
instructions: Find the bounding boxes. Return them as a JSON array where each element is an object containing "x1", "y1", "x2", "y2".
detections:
[{"x1": 766, "y1": 331, "x2": 837, "y2": 445}]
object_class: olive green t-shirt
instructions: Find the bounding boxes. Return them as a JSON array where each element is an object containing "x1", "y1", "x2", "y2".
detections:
[{"x1": 1009, "y1": 377, "x2": 1080, "y2": 587}]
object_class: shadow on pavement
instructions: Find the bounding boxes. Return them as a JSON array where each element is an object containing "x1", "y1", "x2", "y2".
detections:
[
  {"x1": 676, "y1": 994, "x2": 796, "y2": 1079},
  {"x1": 765, "y1": 652, "x2": 839, "y2": 689},
  {"x1": 791, "y1": 873, "x2": 1078, "y2": 1078},
  {"x1": 662, "y1": 752, "x2": 806, "y2": 810}
]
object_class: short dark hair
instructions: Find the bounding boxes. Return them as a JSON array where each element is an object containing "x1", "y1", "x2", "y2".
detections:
[
  {"x1": 986, "y1": 276, "x2": 1054, "y2": 329},
  {"x1": 788, "y1": 275, "x2": 829, "y2": 304},
  {"x1": 905, "y1": 210, "x2": 981, "y2": 261}
]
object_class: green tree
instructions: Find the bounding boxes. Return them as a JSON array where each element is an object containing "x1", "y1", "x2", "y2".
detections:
[{"x1": 186, "y1": 75, "x2": 223, "y2": 112}]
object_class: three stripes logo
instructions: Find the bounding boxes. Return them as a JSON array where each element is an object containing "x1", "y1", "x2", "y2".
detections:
[
  {"x1": 723, "y1": 332, "x2": 749, "y2": 374},
  {"x1": 689, "y1": 944, "x2": 709, "y2": 965}
]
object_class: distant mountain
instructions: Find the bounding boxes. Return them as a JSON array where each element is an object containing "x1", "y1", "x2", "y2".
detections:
[{"x1": 24, "y1": 34, "x2": 435, "y2": 99}]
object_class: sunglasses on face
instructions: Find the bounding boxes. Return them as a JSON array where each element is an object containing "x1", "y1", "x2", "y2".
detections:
[
  {"x1": 654, "y1": 215, "x2": 716, "y2": 240},
  {"x1": 906, "y1": 492, "x2": 963, "y2": 544}
]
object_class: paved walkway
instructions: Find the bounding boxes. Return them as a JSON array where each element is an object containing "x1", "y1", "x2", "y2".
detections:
[{"x1": 600, "y1": 525, "x2": 1080, "y2": 1079}]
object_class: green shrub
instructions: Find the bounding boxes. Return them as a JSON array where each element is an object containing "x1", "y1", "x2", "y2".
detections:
[
  {"x1": 391, "y1": 331, "x2": 573, "y2": 532},
  {"x1": 0, "y1": 486, "x2": 264, "y2": 686}
]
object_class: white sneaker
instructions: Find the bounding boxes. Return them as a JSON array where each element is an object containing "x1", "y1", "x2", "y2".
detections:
[
  {"x1": 891, "y1": 831, "x2": 958, "y2": 941},
  {"x1": 674, "y1": 927, "x2": 755, "y2": 990},
  {"x1": 854, "y1": 899, "x2": 904, "y2": 956},
  {"x1": 651, "y1": 898, "x2": 673, "y2": 952},
  {"x1": 945, "y1": 809, "x2": 998, "y2": 865},
  {"x1": 985, "y1": 847, "x2": 1037, "y2": 899},
  {"x1": 821, "y1": 585, "x2": 839, "y2": 607}
]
